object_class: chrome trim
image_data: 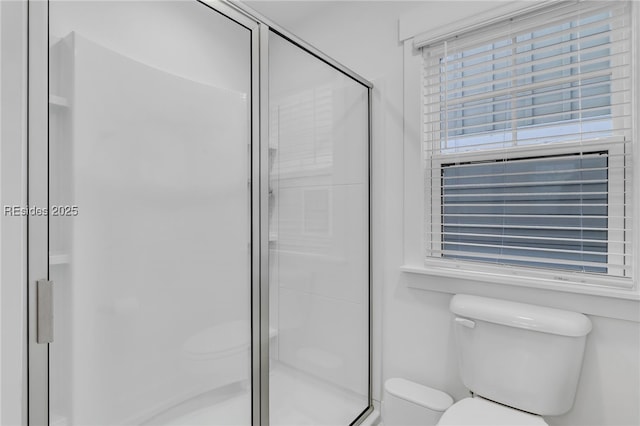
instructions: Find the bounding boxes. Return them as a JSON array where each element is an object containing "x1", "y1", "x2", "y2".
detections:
[
  {"x1": 198, "y1": 0, "x2": 259, "y2": 29},
  {"x1": 223, "y1": 0, "x2": 373, "y2": 89},
  {"x1": 349, "y1": 87, "x2": 375, "y2": 426},
  {"x1": 250, "y1": 21, "x2": 263, "y2": 426},
  {"x1": 368, "y1": 86, "x2": 374, "y2": 411},
  {"x1": 350, "y1": 405, "x2": 375, "y2": 426},
  {"x1": 258, "y1": 23, "x2": 271, "y2": 426},
  {"x1": 27, "y1": 0, "x2": 49, "y2": 423}
]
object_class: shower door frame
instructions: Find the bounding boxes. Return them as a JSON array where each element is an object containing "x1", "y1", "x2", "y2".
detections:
[{"x1": 26, "y1": 1, "x2": 373, "y2": 425}]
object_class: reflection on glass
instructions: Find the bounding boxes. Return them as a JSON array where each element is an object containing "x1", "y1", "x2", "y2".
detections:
[
  {"x1": 268, "y1": 31, "x2": 370, "y2": 426},
  {"x1": 49, "y1": 2, "x2": 251, "y2": 425}
]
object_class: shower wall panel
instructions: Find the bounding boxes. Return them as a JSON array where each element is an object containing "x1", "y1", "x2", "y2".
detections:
[{"x1": 48, "y1": 2, "x2": 252, "y2": 424}]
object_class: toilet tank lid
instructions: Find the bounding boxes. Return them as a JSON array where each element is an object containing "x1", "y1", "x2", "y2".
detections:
[
  {"x1": 384, "y1": 378, "x2": 453, "y2": 412},
  {"x1": 450, "y1": 294, "x2": 592, "y2": 337}
]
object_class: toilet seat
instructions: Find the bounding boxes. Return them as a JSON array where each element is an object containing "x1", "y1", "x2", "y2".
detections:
[{"x1": 437, "y1": 397, "x2": 548, "y2": 426}]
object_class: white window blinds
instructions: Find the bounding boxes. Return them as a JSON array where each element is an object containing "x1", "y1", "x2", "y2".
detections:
[{"x1": 422, "y1": 2, "x2": 633, "y2": 285}]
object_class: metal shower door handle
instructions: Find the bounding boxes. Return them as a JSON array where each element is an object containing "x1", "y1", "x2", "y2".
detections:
[{"x1": 36, "y1": 279, "x2": 53, "y2": 343}]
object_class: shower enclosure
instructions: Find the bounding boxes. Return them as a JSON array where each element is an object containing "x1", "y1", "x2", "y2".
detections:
[{"x1": 27, "y1": 1, "x2": 371, "y2": 425}]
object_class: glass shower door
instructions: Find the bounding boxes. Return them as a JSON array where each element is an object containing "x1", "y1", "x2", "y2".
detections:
[
  {"x1": 267, "y1": 31, "x2": 371, "y2": 426},
  {"x1": 48, "y1": 2, "x2": 253, "y2": 424}
]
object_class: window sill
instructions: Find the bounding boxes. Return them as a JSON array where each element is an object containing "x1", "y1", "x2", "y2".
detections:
[{"x1": 400, "y1": 264, "x2": 640, "y2": 322}]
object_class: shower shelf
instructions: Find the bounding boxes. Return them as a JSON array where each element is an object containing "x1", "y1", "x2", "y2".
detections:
[
  {"x1": 49, "y1": 252, "x2": 70, "y2": 265},
  {"x1": 49, "y1": 95, "x2": 70, "y2": 108}
]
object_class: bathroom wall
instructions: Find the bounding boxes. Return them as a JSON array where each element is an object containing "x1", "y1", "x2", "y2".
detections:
[{"x1": 246, "y1": 2, "x2": 640, "y2": 425}]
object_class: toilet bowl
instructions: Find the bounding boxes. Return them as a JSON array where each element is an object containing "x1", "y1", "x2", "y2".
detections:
[
  {"x1": 437, "y1": 397, "x2": 547, "y2": 426},
  {"x1": 382, "y1": 381, "x2": 547, "y2": 426}
]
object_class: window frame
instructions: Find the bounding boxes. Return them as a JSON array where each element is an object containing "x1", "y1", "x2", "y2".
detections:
[
  {"x1": 426, "y1": 138, "x2": 629, "y2": 290},
  {"x1": 405, "y1": 1, "x2": 638, "y2": 297}
]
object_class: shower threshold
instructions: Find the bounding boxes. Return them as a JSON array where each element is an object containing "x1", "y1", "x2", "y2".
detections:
[{"x1": 141, "y1": 362, "x2": 368, "y2": 426}]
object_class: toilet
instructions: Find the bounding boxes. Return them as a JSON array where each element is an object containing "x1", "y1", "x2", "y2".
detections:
[
  {"x1": 383, "y1": 378, "x2": 453, "y2": 425},
  {"x1": 383, "y1": 294, "x2": 592, "y2": 426}
]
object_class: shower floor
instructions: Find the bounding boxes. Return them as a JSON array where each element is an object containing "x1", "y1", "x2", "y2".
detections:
[{"x1": 151, "y1": 362, "x2": 368, "y2": 426}]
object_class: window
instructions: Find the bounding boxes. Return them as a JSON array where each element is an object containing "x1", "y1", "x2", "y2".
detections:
[{"x1": 422, "y1": 2, "x2": 633, "y2": 287}]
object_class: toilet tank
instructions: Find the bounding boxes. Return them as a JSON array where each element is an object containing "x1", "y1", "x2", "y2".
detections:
[{"x1": 450, "y1": 294, "x2": 592, "y2": 416}]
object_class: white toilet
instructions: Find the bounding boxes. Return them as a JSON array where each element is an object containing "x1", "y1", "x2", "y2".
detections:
[
  {"x1": 383, "y1": 378, "x2": 453, "y2": 425},
  {"x1": 383, "y1": 294, "x2": 592, "y2": 426}
]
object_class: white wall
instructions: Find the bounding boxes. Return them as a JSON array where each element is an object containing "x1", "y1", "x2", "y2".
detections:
[{"x1": 246, "y1": 2, "x2": 640, "y2": 425}]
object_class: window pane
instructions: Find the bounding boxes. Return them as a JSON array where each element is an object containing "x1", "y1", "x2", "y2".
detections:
[
  {"x1": 442, "y1": 153, "x2": 608, "y2": 273},
  {"x1": 438, "y1": 9, "x2": 615, "y2": 153}
]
